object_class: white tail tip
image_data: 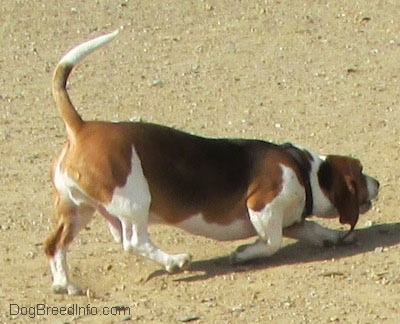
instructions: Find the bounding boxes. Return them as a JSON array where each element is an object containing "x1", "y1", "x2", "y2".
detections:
[{"x1": 59, "y1": 28, "x2": 121, "y2": 67}]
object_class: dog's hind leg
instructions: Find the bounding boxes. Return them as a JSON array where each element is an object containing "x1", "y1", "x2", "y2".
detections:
[
  {"x1": 111, "y1": 205, "x2": 192, "y2": 273},
  {"x1": 98, "y1": 208, "x2": 123, "y2": 244},
  {"x1": 44, "y1": 196, "x2": 94, "y2": 295},
  {"x1": 126, "y1": 214, "x2": 192, "y2": 273},
  {"x1": 105, "y1": 147, "x2": 192, "y2": 273},
  {"x1": 106, "y1": 199, "x2": 192, "y2": 273}
]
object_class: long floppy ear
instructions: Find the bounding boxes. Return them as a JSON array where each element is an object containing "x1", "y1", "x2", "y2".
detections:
[
  {"x1": 319, "y1": 156, "x2": 359, "y2": 228},
  {"x1": 335, "y1": 175, "x2": 359, "y2": 228}
]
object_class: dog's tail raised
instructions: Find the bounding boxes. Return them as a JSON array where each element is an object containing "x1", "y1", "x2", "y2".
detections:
[{"x1": 52, "y1": 29, "x2": 120, "y2": 139}]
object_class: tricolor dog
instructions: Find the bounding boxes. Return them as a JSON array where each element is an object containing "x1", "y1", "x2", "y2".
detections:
[{"x1": 45, "y1": 30, "x2": 379, "y2": 295}]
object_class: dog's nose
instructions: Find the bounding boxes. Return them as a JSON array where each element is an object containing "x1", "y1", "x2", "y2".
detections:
[
  {"x1": 371, "y1": 178, "x2": 380, "y2": 200},
  {"x1": 375, "y1": 179, "x2": 380, "y2": 189},
  {"x1": 367, "y1": 176, "x2": 380, "y2": 199}
]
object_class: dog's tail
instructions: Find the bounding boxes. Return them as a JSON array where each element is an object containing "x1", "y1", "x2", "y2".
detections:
[{"x1": 52, "y1": 29, "x2": 120, "y2": 139}]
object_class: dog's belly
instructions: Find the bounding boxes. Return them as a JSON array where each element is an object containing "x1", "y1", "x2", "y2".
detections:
[{"x1": 151, "y1": 213, "x2": 256, "y2": 241}]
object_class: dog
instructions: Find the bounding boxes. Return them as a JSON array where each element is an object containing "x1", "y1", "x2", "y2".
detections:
[{"x1": 44, "y1": 29, "x2": 379, "y2": 295}]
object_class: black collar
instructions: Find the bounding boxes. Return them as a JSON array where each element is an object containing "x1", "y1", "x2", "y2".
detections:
[{"x1": 281, "y1": 143, "x2": 313, "y2": 217}]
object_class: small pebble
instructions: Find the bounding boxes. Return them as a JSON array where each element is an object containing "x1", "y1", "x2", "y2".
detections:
[
  {"x1": 151, "y1": 79, "x2": 164, "y2": 87},
  {"x1": 177, "y1": 314, "x2": 200, "y2": 322}
]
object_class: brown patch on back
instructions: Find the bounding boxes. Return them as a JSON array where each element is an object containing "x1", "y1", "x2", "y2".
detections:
[
  {"x1": 123, "y1": 125, "x2": 296, "y2": 225},
  {"x1": 130, "y1": 124, "x2": 256, "y2": 225}
]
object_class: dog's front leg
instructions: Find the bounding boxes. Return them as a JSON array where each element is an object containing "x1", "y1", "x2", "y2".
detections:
[
  {"x1": 283, "y1": 220, "x2": 356, "y2": 247},
  {"x1": 231, "y1": 206, "x2": 283, "y2": 264}
]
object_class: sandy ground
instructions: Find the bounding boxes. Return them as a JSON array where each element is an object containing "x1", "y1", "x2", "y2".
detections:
[{"x1": 1, "y1": 0, "x2": 400, "y2": 323}]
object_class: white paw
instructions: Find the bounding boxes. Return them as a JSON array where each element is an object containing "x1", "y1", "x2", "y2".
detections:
[
  {"x1": 52, "y1": 282, "x2": 84, "y2": 295},
  {"x1": 123, "y1": 242, "x2": 133, "y2": 252},
  {"x1": 165, "y1": 253, "x2": 192, "y2": 273},
  {"x1": 229, "y1": 243, "x2": 256, "y2": 264},
  {"x1": 230, "y1": 238, "x2": 279, "y2": 264}
]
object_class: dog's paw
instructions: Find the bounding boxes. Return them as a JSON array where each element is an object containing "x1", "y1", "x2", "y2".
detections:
[
  {"x1": 338, "y1": 231, "x2": 358, "y2": 246},
  {"x1": 229, "y1": 244, "x2": 252, "y2": 264},
  {"x1": 165, "y1": 253, "x2": 192, "y2": 273},
  {"x1": 323, "y1": 231, "x2": 357, "y2": 248},
  {"x1": 52, "y1": 283, "x2": 84, "y2": 296}
]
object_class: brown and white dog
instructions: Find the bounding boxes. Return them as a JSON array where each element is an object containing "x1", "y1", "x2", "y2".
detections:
[{"x1": 44, "y1": 30, "x2": 379, "y2": 295}]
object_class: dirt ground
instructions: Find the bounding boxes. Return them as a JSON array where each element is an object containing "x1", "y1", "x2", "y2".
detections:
[{"x1": 1, "y1": 0, "x2": 400, "y2": 323}]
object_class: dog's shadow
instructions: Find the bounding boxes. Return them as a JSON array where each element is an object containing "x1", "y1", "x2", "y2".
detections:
[{"x1": 147, "y1": 222, "x2": 400, "y2": 282}]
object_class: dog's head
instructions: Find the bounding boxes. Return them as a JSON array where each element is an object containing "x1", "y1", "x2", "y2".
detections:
[{"x1": 317, "y1": 155, "x2": 379, "y2": 228}]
